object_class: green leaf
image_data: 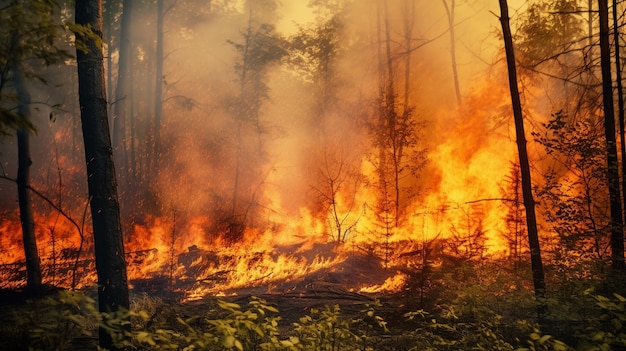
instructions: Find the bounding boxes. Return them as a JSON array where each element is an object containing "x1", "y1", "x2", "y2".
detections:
[
  {"x1": 538, "y1": 334, "x2": 551, "y2": 344},
  {"x1": 265, "y1": 305, "x2": 279, "y2": 313},
  {"x1": 223, "y1": 335, "x2": 235, "y2": 348},
  {"x1": 592, "y1": 331, "x2": 606, "y2": 341},
  {"x1": 136, "y1": 331, "x2": 156, "y2": 346}
]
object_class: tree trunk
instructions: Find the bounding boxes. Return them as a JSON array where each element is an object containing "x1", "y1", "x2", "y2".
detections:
[
  {"x1": 153, "y1": 0, "x2": 164, "y2": 174},
  {"x1": 382, "y1": 0, "x2": 401, "y2": 228},
  {"x1": 587, "y1": 0, "x2": 593, "y2": 53},
  {"x1": 614, "y1": 0, "x2": 626, "y2": 263},
  {"x1": 12, "y1": 59, "x2": 42, "y2": 290},
  {"x1": 74, "y1": 0, "x2": 130, "y2": 349},
  {"x1": 442, "y1": 0, "x2": 461, "y2": 106},
  {"x1": 498, "y1": 0, "x2": 546, "y2": 316},
  {"x1": 598, "y1": 0, "x2": 625, "y2": 270},
  {"x1": 112, "y1": 0, "x2": 133, "y2": 179}
]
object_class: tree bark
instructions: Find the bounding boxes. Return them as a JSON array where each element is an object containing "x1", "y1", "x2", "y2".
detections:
[
  {"x1": 12, "y1": 59, "x2": 42, "y2": 290},
  {"x1": 74, "y1": 0, "x2": 130, "y2": 349},
  {"x1": 598, "y1": 0, "x2": 625, "y2": 270},
  {"x1": 498, "y1": 0, "x2": 546, "y2": 314}
]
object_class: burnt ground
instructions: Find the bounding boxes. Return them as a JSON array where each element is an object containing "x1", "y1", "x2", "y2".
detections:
[{"x1": 131, "y1": 249, "x2": 413, "y2": 325}]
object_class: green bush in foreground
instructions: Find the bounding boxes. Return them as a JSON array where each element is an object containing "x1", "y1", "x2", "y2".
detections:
[{"x1": 2, "y1": 289, "x2": 626, "y2": 350}]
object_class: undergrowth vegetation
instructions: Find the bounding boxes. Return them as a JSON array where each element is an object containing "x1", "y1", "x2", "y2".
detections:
[{"x1": 0, "y1": 286, "x2": 625, "y2": 351}]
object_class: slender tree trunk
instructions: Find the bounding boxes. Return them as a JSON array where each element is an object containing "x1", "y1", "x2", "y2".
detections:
[
  {"x1": 442, "y1": 0, "x2": 462, "y2": 106},
  {"x1": 129, "y1": 61, "x2": 136, "y2": 177},
  {"x1": 104, "y1": 12, "x2": 113, "y2": 126},
  {"x1": 112, "y1": 0, "x2": 132, "y2": 179},
  {"x1": 599, "y1": 0, "x2": 625, "y2": 270},
  {"x1": 498, "y1": 0, "x2": 546, "y2": 316},
  {"x1": 229, "y1": 19, "x2": 250, "y2": 239},
  {"x1": 613, "y1": 0, "x2": 626, "y2": 236},
  {"x1": 402, "y1": 0, "x2": 414, "y2": 111},
  {"x1": 382, "y1": 0, "x2": 401, "y2": 228},
  {"x1": 589, "y1": 0, "x2": 594, "y2": 54},
  {"x1": 74, "y1": 0, "x2": 130, "y2": 349},
  {"x1": 614, "y1": 0, "x2": 626, "y2": 245},
  {"x1": 13, "y1": 59, "x2": 42, "y2": 290},
  {"x1": 153, "y1": 0, "x2": 164, "y2": 174}
]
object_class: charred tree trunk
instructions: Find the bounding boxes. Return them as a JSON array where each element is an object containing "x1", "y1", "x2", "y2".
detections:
[
  {"x1": 599, "y1": 0, "x2": 625, "y2": 271},
  {"x1": 12, "y1": 59, "x2": 42, "y2": 290},
  {"x1": 74, "y1": 0, "x2": 130, "y2": 349},
  {"x1": 498, "y1": 0, "x2": 546, "y2": 317}
]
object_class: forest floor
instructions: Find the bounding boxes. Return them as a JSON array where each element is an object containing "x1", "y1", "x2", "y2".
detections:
[
  {"x1": 0, "y1": 250, "x2": 421, "y2": 350},
  {"x1": 3, "y1": 244, "x2": 618, "y2": 350}
]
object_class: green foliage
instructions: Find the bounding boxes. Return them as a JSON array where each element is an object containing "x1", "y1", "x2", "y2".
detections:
[
  {"x1": 0, "y1": 109, "x2": 36, "y2": 136},
  {"x1": 5, "y1": 288, "x2": 626, "y2": 351},
  {"x1": 110, "y1": 296, "x2": 297, "y2": 350},
  {"x1": 293, "y1": 305, "x2": 358, "y2": 350},
  {"x1": 533, "y1": 111, "x2": 610, "y2": 266},
  {"x1": 515, "y1": 0, "x2": 583, "y2": 66},
  {"x1": 0, "y1": 0, "x2": 71, "y2": 135},
  {"x1": 292, "y1": 300, "x2": 389, "y2": 351},
  {"x1": 0, "y1": 290, "x2": 100, "y2": 351},
  {"x1": 510, "y1": 290, "x2": 626, "y2": 351},
  {"x1": 402, "y1": 303, "x2": 518, "y2": 350},
  {"x1": 575, "y1": 291, "x2": 626, "y2": 350}
]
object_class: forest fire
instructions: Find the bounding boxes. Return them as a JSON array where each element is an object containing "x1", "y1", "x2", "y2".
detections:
[
  {"x1": 0, "y1": 103, "x2": 518, "y2": 298},
  {"x1": 6, "y1": 0, "x2": 626, "y2": 349}
]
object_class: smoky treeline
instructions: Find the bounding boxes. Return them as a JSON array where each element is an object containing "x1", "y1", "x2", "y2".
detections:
[{"x1": 0, "y1": 0, "x2": 624, "y2": 282}]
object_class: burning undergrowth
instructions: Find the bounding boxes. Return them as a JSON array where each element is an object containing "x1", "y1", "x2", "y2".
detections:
[{"x1": 0, "y1": 208, "x2": 421, "y2": 301}]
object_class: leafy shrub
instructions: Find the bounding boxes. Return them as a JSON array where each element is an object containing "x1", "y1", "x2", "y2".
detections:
[
  {"x1": 0, "y1": 290, "x2": 100, "y2": 351},
  {"x1": 4, "y1": 288, "x2": 626, "y2": 351}
]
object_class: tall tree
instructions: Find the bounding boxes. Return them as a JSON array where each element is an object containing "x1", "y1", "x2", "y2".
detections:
[
  {"x1": 223, "y1": 0, "x2": 285, "y2": 242},
  {"x1": 13, "y1": 58, "x2": 42, "y2": 290},
  {"x1": 153, "y1": 0, "x2": 164, "y2": 174},
  {"x1": 74, "y1": 0, "x2": 130, "y2": 349},
  {"x1": 1, "y1": 0, "x2": 70, "y2": 290},
  {"x1": 441, "y1": 0, "x2": 461, "y2": 106},
  {"x1": 612, "y1": 0, "x2": 626, "y2": 265},
  {"x1": 369, "y1": 0, "x2": 424, "y2": 237},
  {"x1": 598, "y1": 0, "x2": 624, "y2": 271},
  {"x1": 289, "y1": 8, "x2": 364, "y2": 244},
  {"x1": 112, "y1": 0, "x2": 132, "y2": 177},
  {"x1": 498, "y1": 0, "x2": 546, "y2": 316}
]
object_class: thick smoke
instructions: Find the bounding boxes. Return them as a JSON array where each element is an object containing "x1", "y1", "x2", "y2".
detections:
[{"x1": 0, "y1": 0, "x2": 530, "y2": 263}]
